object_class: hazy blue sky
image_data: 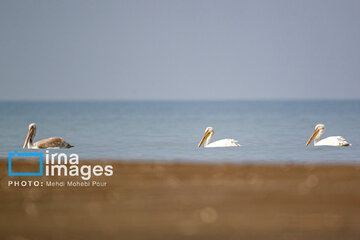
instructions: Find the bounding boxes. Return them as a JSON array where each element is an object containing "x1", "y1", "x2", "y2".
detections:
[{"x1": 0, "y1": 0, "x2": 359, "y2": 100}]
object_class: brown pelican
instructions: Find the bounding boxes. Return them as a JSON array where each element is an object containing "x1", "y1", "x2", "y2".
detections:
[{"x1": 23, "y1": 123, "x2": 73, "y2": 149}]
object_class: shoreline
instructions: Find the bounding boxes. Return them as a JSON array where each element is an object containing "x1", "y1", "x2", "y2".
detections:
[{"x1": 1, "y1": 160, "x2": 360, "y2": 239}]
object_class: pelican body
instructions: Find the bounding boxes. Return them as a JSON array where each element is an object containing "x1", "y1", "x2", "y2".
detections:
[
  {"x1": 23, "y1": 123, "x2": 73, "y2": 149},
  {"x1": 198, "y1": 127, "x2": 240, "y2": 148},
  {"x1": 306, "y1": 124, "x2": 350, "y2": 147}
]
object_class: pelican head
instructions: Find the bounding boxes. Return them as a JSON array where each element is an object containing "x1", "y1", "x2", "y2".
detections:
[
  {"x1": 198, "y1": 127, "x2": 214, "y2": 148},
  {"x1": 23, "y1": 123, "x2": 37, "y2": 149},
  {"x1": 306, "y1": 123, "x2": 325, "y2": 146}
]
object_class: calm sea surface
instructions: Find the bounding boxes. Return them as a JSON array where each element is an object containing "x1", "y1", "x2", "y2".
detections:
[{"x1": 0, "y1": 101, "x2": 359, "y2": 163}]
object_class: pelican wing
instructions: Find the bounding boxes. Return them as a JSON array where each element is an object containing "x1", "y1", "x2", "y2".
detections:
[
  {"x1": 316, "y1": 136, "x2": 350, "y2": 147},
  {"x1": 336, "y1": 136, "x2": 350, "y2": 146},
  {"x1": 34, "y1": 137, "x2": 73, "y2": 149},
  {"x1": 206, "y1": 138, "x2": 240, "y2": 148}
]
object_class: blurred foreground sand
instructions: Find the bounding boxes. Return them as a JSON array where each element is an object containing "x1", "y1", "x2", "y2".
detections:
[{"x1": 1, "y1": 160, "x2": 360, "y2": 240}]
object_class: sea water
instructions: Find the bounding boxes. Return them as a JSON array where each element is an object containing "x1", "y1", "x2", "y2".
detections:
[{"x1": 0, "y1": 100, "x2": 359, "y2": 163}]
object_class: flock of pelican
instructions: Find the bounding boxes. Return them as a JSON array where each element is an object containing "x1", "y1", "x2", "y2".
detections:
[
  {"x1": 197, "y1": 124, "x2": 350, "y2": 148},
  {"x1": 22, "y1": 122, "x2": 350, "y2": 150}
]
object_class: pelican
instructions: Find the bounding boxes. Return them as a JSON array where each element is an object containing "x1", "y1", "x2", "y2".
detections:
[
  {"x1": 198, "y1": 127, "x2": 240, "y2": 148},
  {"x1": 23, "y1": 123, "x2": 73, "y2": 149},
  {"x1": 306, "y1": 123, "x2": 350, "y2": 147}
]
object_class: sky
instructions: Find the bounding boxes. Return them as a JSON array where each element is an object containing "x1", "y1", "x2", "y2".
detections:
[{"x1": 0, "y1": 0, "x2": 359, "y2": 100}]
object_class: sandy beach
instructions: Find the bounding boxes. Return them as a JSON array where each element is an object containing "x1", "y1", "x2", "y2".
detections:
[{"x1": 1, "y1": 160, "x2": 360, "y2": 240}]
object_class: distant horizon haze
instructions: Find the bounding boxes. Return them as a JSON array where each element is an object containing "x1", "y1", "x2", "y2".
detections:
[
  {"x1": 0, "y1": 98, "x2": 360, "y2": 102},
  {"x1": 1, "y1": 0, "x2": 359, "y2": 101},
  {"x1": 0, "y1": 98, "x2": 359, "y2": 102}
]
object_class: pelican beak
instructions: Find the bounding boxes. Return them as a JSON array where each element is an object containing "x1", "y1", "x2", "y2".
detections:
[
  {"x1": 306, "y1": 128, "x2": 320, "y2": 146},
  {"x1": 23, "y1": 128, "x2": 34, "y2": 149},
  {"x1": 198, "y1": 131, "x2": 211, "y2": 148}
]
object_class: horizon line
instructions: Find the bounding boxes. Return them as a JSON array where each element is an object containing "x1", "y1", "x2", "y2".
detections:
[{"x1": 0, "y1": 98, "x2": 359, "y2": 102}]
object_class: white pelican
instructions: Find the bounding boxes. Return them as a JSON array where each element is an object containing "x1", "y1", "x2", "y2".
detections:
[
  {"x1": 23, "y1": 123, "x2": 73, "y2": 149},
  {"x1": 306, "y1": 123, "x2": 350, "y2": 147},
  {"x1": 198, "y1": 127, "x2": 240, "y2": 148}
]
